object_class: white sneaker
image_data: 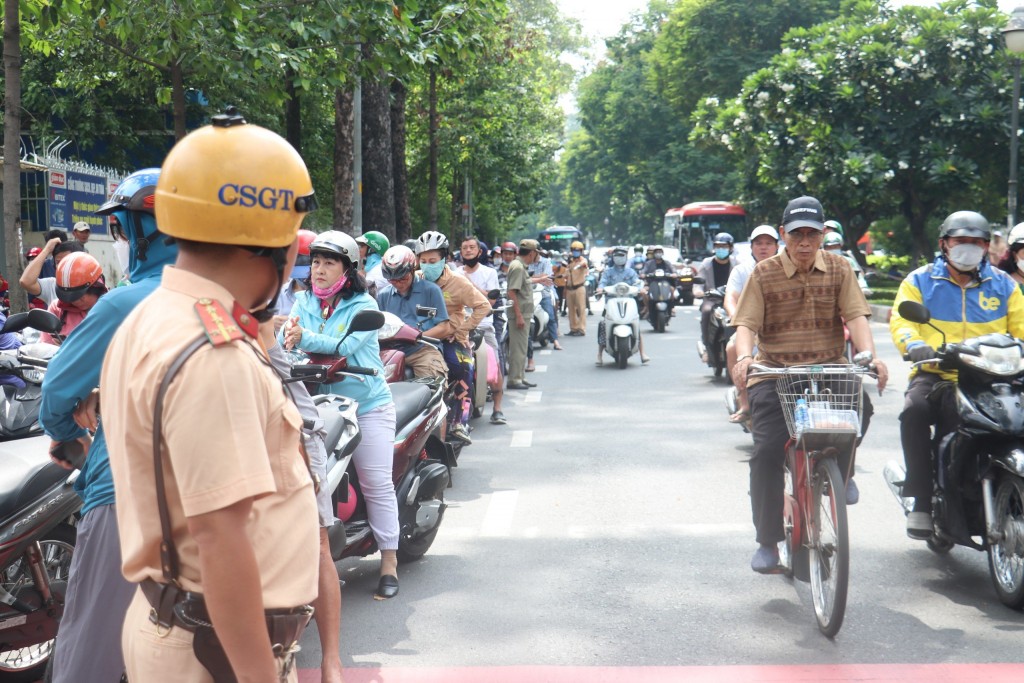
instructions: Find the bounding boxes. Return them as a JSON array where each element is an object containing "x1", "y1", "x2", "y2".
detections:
[{"x1": 907, "y1": 511, "x2": 932, "y2": 540}]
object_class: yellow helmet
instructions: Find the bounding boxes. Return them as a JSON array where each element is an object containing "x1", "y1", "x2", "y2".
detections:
[
  {"x1": 155, "y1": 108, "x2": 316, "y2": 248},
  {"x1": 571, "y1": 240, "x2": 585, "y2": 250}
]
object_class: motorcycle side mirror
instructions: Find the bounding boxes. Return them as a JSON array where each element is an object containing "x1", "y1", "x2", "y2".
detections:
[
  {"x1": 415, "y1": 305, "x2": 437, "y2": 319},
  {"x1": 26, "y1": 309, "x2": 62, "y2": 334},
  {"x1": 0, "y1": 312, "x2": 28, "y2": 334},
  {"x1": 897, "y1": 300, "x2": 946, "y2": 346}
]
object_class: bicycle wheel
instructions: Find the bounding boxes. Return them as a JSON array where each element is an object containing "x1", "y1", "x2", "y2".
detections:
[{"x1": 809, "y1": 457, "x2": 849, "y2": 638}]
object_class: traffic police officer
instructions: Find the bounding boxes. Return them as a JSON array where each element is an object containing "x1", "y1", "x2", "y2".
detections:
[{"x1": 102, "y1": 109, "x2": 320, "y2": 682}]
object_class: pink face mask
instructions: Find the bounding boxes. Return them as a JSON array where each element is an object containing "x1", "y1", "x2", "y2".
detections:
[{"x1": 312, "y1": 274, "x2": 347, "y2": 299}]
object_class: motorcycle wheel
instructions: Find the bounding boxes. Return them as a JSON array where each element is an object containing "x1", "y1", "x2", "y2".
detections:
[
  {"x1": 653, "y1": 310, "x2": 665, "y2": 333},
  {"x1": 809, "y1": 458, "x2": 849, "y2": 638},
  {"x1": 397, "y1": 499, "x2": 446, "y2": 564},
  {"x1": 682, "y1": 292, "x2": 694, "y2": 306},
  {"x1": 615, "y1": 338, "x2": 629, "y2": 369},
  {"x1": 1, "y1": 524, "x2": 76, "y2": 683},
  {"x1": 987, "y1": 474, "x2": 1024, "y2": 609}
]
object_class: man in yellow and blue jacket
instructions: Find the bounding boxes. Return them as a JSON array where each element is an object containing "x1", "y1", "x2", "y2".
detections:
[{"x1": 891, "y1": 211, "x2": 1024, "y2": 539}]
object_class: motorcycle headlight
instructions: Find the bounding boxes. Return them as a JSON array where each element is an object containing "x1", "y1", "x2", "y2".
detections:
[
  {"x1": 614, "y1": 283, "x2": 630, "y2": 297},
  {"x1": 961, "y1": 344, "x2": 1024, "y2": 376}
]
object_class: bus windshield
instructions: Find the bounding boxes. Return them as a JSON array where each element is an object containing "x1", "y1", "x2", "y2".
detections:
[{"x1": 538, "y1": 227, "x2": 582, "y2": 253}]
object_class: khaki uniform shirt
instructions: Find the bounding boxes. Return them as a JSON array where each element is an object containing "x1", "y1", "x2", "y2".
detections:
[
  {"x1": 102, "y1": 266, "x2": 318, "y2": 609},
  {"x1": 733, "y1": 249, "x2": 870, "y2": 385},
  {"x1": 435, "y1": 267, "x2": 491, "y2": 346},
  {"x1": 566, "y1": 257, "x2": 589, "y2": 288},
  {"x1": 506, "y1": 257, "x2": 534, "y2": 317}
]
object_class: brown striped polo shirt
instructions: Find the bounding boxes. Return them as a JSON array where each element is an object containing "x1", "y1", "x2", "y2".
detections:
[{"x1": 733, "y1": 249, "x2": 871, "y2": 381}]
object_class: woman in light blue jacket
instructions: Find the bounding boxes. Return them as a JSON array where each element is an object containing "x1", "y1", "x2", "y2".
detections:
[{"x1": 282, "y1": 230, "x2": 400, "y2": 599}]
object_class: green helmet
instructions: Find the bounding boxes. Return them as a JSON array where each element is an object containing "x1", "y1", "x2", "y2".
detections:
[
  {"x1": 357, "y1": 230, "x2": 390, "y2": 256},
  {"x1": 823, "y1": 232, "x2": 844, "y2": 248},
  {"x1": 823, "y1": 220, "x2": 844, "y2": 236}
]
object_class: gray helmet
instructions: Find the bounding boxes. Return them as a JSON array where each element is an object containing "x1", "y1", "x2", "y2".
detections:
[
  {"x1": 713, "y1": 232, "x2": 735, "y2": 245},
  {"x1": 939, "y1": 211, "x2": 991, "y2": 241}
]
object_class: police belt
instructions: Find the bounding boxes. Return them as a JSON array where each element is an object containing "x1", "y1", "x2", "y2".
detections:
[
  {"x1": 147, "y1": 335, "x2": 314, "y2": 682},
  {"x1": 566, "y1": 282, "x2": 585, "y2": 290}
]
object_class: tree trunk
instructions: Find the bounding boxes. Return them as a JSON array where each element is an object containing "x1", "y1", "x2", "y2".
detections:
[
  {"x1": 900, "y1": 187, "x2": 933, "y2": 262},
  {"x1": 333, "y1": 87, "x2": 355, "y2": 231},
  {"x1": 427, "y1": 66, "x2": 439, "y2": 231},
  {"x1": 170, "y1": 59, "x2": 187, "y2": 141},
  {"x1": 391, "y1": 80, "x2": 411, "y2": 243},
  {"x1": 285, "y1": 74, "x2": 302, "y2": 154},
  {"x1": 450, "y1": 173, "x2": 461, "y2": 236},
  {"x1": 3, "y1": 0, "x2": 25, "y2": 313},
  {"x1": 360, "y1": 45, "x2": 396, "y2": 241}
]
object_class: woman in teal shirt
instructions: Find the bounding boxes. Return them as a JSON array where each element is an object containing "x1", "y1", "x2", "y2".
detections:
[{"x1": 283, "y1": 230, "x2": 400, "y2": 599}]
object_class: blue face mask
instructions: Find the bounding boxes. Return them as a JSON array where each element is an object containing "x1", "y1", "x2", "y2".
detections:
[
  {"x1": 420, "y1": 261, "x2": 446, "y2": 282},
  {"x1": 572, "y1": 250, "x2": 581, "y2": 257},
  {"x1": 715, "y1": 248, "x2": 730, "y2": 260}
]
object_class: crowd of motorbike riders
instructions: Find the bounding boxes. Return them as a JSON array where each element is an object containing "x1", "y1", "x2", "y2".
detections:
[{"x1": 0, "y1": 115, "x2": 1020, "y2": 682}]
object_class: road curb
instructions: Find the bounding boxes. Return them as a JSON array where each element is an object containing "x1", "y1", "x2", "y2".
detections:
[{"x1": 870, "y1": 303, "x2": 892, "y2": 322}]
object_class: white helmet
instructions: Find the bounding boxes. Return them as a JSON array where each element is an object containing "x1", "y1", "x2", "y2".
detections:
[
  {"x1": 415, "y1": 230, "x2": 449, "y2": 255},
  {"x1": 749, "y1": 225, "x2": 779, "y2": 242},
  {"x1": 309, "y1": 230, "x2": 360, "y2": 269},
  {"x1": 1009, "y1": 222, "x2": 1024, "y2": 248}
]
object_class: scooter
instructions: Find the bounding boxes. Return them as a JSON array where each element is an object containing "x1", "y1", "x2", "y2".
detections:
[
  {"x1": 0, "y1": 310, "x2": 62, "y2": 441},
  {"x1": 598, "y1": 282, "x2": 641, "y2": 369},
  {"x1": 643, "y1": 270, "x2": 677, "y2": 333},
  {"x1": 696, "y1": 285, "x2": 730, "y2": 379},
  {"x1": 883, "y1": 301, "x2": 1024, "y2": 609},
  {"x1": 289, "y1": 310, "x2": 451, "y2": 565},
  {"x1": 0, "y1": 436, "x2": 80, "y2": 682},
  {"x1": 530, "y1": 284, "x2": 551, "y2": 349},
  {"x1": 676, "y1": 261, "x2": 698, "y2": 306}
]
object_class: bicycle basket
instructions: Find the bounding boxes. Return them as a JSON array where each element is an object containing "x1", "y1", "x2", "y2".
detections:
[{"x1": 775, "y1": 365, "x2": 865, "y2": 440}]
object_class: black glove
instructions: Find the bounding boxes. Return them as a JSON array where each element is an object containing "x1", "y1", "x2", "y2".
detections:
[{"x1": 908, "y1": 344, "x2": 936, "y2": 363}]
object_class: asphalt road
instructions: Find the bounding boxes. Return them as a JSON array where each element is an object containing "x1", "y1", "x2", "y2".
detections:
[{"x1": 295, "y1": 300, "x2": 1024, "y2": 681}]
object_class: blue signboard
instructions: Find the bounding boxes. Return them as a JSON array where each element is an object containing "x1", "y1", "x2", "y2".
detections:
[{"x1": 48, "y1": 169, "x2": 110, "y2": 235}]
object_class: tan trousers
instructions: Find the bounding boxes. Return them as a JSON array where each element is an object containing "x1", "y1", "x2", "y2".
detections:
[
  {"x1": 566, "y1": 286, "x2": 587, "y2": 334},
  {"x1": 405, "y1": 345, "x2": 448, "y2": 379},
  {"x1": 122, "y1": 589, "x2": 298, "y2": 683},
  {"x1": 507, "y1": 306, "x2": 533, "y2": 384}
]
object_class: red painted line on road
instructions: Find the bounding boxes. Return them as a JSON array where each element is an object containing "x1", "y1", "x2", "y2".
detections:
[{"x1": 299, "y1": 663, "x2": 1024, "y2": 683}]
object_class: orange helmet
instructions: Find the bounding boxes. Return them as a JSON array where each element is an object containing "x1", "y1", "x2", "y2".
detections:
[{"x1": 56, "y1": 252, "x2": 106, "y2": 303}]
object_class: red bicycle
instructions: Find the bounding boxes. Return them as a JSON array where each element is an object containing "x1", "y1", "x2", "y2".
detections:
[{"x1": 750, "y1": 363, "x2": 873, "y2": 637}]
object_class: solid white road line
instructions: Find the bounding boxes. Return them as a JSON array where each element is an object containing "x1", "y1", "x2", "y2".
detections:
[
  {"x1": 534, "y1": 365, "x2": 548, "y2": 372},
  {"x1": 523, "y1": 391, "x2": 542, "y2": 404},
  {"x1": 480, "y1": 490, "x2": 519, "y2": 537},
  {"x1": 510, "y1": 430, "x2": 533, "y2": 447}
]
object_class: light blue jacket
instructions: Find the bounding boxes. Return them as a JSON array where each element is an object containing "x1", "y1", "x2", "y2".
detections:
[
  {"x1": 39, "y1": 219, "x2": 177, "y2": 515},
  {"x1": 284, "y1": 290, "x2": 392, "y2": 415}
]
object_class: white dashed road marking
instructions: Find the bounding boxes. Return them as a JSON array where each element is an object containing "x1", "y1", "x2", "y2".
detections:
[
  {"x1": 510, "y1": 430, "x2": 533, "y2": 447},
  {"x1": 523, "y1": 391, "x2": 542, "y2": 404},
  {"x1": 480, "y1": 490, "x2": 518, "y2": 537}
]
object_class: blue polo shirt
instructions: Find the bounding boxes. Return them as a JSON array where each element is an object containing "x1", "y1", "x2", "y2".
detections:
[{"x1": 376, "y1": 277, "x2": 450, "y2": 330}]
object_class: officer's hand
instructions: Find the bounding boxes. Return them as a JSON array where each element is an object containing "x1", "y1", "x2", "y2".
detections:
[
  {"x1": 516, "y1": 314, "x2": 526, "y2": 329},
  {"x1": 272, "y1": 315, "x2": 289, "y2": 334},
  {"x1": 73, "y1": 388, "x2": 100, "y2": 431},
  {"x1": 908, "y1": 344, "x2": 936, "y2": 363}
]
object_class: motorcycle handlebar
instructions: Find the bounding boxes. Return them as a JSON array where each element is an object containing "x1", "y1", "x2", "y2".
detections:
[
  {"x1": 343, "y1": 365, "x2": 379, "y2": 377},
  {"x1": 19, "y1": 356, "x2": 49, "y2": 368}
]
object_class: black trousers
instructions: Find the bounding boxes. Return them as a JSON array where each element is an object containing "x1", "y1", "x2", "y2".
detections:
[
  {"x1": 899, "y1": 373, "x2": 957, "y2": 506},
  {"x1": 748, "y1": 381, "x2": 873, "y2": 545},
  {"x1": 700, "y1": 299, "x2": 714, "y2": 347}
]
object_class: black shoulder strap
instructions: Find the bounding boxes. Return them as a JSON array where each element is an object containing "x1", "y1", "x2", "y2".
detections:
[{"x1": 153, "y1": 334, "x2": 209, "y2": 584}]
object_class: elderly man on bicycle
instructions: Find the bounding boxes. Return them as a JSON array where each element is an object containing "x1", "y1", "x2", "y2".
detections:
[{"x1": 731, "y1": 196, "x2": 889, "y2": 573}]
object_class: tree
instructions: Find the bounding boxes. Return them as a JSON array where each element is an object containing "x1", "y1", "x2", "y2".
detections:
[
  {"x1": 694, "y1": 0, "x2": 1011, "y2": 257},
  {"x1": 4, "y1": 0, "x2": 24, "y2": 311}
]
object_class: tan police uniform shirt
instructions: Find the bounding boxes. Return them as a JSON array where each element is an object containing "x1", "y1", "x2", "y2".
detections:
[
  {"x1": 102, "y1": 266, "x2": 319, "y2": 609},
  {"x1": 506, "y1": 257, "x2": 534, "y2": 317}
]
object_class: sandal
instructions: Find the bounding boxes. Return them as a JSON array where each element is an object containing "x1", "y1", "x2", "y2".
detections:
[
  {"x1": 729, "y1": 409, "x2": 750, "y2": 424},
  {"x1": 595, "y1": 359, "x2": 603, "y2": 366},
  {"x1": 553, "y1": 343, "x2": 563, "y2": 351}
]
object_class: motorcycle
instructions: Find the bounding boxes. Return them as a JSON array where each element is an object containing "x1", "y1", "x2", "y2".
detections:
[
  {"x1": 0, "y1": 310, "x2": 62, "y2": 441},
  {"x1": 884, "y1": 300, "x2": 1024, "y2": 609},
  {"x1": 696, "y1": 284, "x2": 730, "y2": 379},
  {"x1": 530, "y1": 284, "x2": 551, "y2": 349},
  {"x1": 289, "y1": 310, "x2": 451, "y2": 566},
  {"x1": 0, "y1": 436, "x2": 80, "y2": 682},
  {"x1": 676, "y1": 261, "x2": 698, "y2": 306},
  {"x1": 643, "y1": 270, "x2": 677, "y2": 333},
  {"x1": 598, "y1": 282, "x2": 641, "y2": 369}
]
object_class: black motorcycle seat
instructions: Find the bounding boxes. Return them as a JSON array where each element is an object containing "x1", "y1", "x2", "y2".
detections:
[
  {"x1": 391, "y1": 382, "x2": 434, "y2": 430},
  {"x1": 0, "y1": 437, "x2": 70, "y2": 521}
]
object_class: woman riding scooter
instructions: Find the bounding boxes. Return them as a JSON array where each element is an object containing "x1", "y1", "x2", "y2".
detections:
[{"x1": 282, "y1": 230, "x2": 402, "y2": 600}]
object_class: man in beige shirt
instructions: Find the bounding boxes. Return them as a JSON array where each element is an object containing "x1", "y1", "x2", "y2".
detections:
[
  {"x1": 731, "y1": 196, "x2": 888, "y2": 574},
  {"x1": 102, "y1": 111, "x2": 320, "y2": 682}
]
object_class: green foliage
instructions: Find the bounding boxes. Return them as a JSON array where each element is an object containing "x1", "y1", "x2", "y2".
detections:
[{"x1": 694, "y1": 0, "x2": 1012, "y2": 257}]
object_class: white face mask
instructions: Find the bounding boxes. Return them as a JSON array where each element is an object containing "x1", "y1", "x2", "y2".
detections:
[
  {"x1": 113, "y1": 239, "x2": 131, "y2": 273},
  {"x1": 1017, "y1": 258, "x2": 1024, "y2": 273},
  {"x1": 947, "y1": 243, "x2": 985, "y2": 271}
]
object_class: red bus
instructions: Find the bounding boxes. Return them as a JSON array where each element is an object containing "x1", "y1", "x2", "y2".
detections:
[{"x1": 663, "y1": 202, "x2": 747, "y2": 260}]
